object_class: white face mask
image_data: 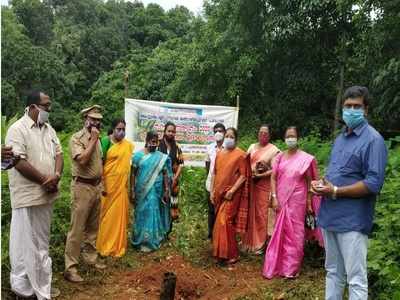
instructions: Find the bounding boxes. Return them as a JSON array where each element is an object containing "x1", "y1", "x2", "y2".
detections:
[
  {"x1": 285, "y1": 137, "x2": 298, "y2": 149},
  {"x1": 223, "y1": 137, "x2": 235, "y2": 149},
  {"x1": 214, "y1": 132, "x2": 224, "y2": 142},
  {"x1": 35, "y1": 105, "x2": 49, "y2": 124},
  {"x1": 38, "y1": 109, "x2": 49, "y2": 124}
]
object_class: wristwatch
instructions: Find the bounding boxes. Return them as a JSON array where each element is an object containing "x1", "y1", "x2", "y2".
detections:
[{"x1": 332, "y1": 186, "x2": 338, "y2": 200}]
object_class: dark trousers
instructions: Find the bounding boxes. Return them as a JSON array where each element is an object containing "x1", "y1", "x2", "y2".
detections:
[{"x1": 207, "y1": 192, "x2": 215, "y2": 239}]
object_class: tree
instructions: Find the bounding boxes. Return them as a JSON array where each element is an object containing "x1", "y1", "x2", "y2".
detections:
[
  {"x1": 2, "y1": 7, "x2": 67, "y2": 129},
  {"x1": 2, "y1": 0, "x2": 398, "y2": 135},
  {"x1": 11, "y1": 0, "x2": 54, "y2": 46}
]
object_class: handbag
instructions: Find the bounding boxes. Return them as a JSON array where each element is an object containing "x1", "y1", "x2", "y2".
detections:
[{"x1": 305, "y1": 212, "x2": 316, "y2": 230}]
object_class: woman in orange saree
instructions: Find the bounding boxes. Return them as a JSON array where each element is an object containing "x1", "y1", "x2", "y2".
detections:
[
  {"x1": 96, "y1": 119, "x2": 134, "y2": 257},
  {"x1": 241, "y1": 125, "x2": 280, "y2": 254},
  {"x1": 211, "y1": 127, "x2": 249, "y2": 264}
]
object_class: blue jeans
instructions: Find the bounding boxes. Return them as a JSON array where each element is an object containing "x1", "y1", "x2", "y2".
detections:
[{"x1": 322, "y1": 229, "x2": 368, "y2": 300}]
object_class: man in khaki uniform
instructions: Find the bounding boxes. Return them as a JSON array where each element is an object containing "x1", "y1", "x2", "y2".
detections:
[{"x1": 64, "y1": 105, "x2": 106, "y2": 283}]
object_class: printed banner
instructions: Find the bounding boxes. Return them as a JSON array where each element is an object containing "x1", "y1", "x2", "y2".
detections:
[{"x1": 125, "y1": 99, "x2": 239, "y2": 166}]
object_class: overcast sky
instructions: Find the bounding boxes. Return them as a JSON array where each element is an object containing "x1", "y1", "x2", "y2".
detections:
[
  {"x1": 0, "y1": 0, "x2": 204, "y2": 14},
  {"x1": 141, "y1": 0, "x2": 203, "y2": 14}
]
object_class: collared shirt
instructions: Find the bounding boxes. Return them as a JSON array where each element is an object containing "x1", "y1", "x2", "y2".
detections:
[
  {"x1": 70, "y1": 128, "x2": 103, "y2": 179},
  {"x1": 5, "y1": 114, "x2": 62, "y2": 209},
  {"x1": 205, "y1": 142, "x2": 224, "y2": 192},
  {"x1": 317, "y1": 120, "x2": 388, "y2": 234}
]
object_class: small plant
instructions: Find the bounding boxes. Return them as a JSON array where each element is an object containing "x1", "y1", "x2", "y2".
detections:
[{"x1": 1, "y1": 115, "x2": 19, "y2": 144}]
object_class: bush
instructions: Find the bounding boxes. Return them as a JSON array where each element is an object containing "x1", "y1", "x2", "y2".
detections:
[{"x1": 367, "y1": 137, "x2": 400, "y2": 299}]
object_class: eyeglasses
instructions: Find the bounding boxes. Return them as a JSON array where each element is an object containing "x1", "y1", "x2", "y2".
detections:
[{"x1": 37, "y1": 103, "x2": 51, "y2": 110}]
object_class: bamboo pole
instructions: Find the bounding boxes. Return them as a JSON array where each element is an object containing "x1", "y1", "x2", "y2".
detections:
[
  {"x1": 124, "y1": 70, "x2": 129, "y2": 99},
  {"x1": 333, "y1": 63, "x2": 344, "y2": 136},
  {"x1": 236, "y1": 95, "x2": 240, "y2": 127}
]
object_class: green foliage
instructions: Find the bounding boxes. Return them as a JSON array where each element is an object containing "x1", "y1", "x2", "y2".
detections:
[
  {"x1": 298, "y1": 132, "x2": 332, "y2": 172},
  {"x1": 2, "y1": 0, "x2": 399, "y2": 135},
  {"x1": 1, "y1": 6, "x2": 67, "y2": 123},
  {"x1": 1, "y1": 1, "x2": 195, "y2": 131},
  {"x1": 89, "y1": 36, "x2": 194, "y2": 128},
  {"x1": 367, "y1": 141, "x2": 400, "y2": 299},
  {"x1": 1, "y1": 115, "x2": 19, "y2": 143},
  {"x1": 11, "y1": 0, "x2": 54, "y2": 46},
  {"x1": 172, "y1": 167, "x2": 210, "y2": 265},
  {"x1": 372, "y1": 58, "x2": 400, "y2": 131}
]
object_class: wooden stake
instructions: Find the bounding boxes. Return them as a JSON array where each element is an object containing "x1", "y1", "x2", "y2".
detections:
[{"x1": 160, "y1": 272, "x2": 176, "y2": 300}]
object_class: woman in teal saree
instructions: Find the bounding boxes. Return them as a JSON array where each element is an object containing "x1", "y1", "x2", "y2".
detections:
[{"x1": 131, "y1": 131, "x2": 172, "y2": 252}]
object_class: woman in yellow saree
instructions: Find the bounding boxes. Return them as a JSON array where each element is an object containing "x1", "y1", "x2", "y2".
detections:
[{"x1": 96, "y1": 119, "x2": 134, "y2": 257}]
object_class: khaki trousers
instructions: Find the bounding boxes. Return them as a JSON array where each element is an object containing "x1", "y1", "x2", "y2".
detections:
[{"x1": 64, "y1": 181, "x2": 101, "y2": 271}]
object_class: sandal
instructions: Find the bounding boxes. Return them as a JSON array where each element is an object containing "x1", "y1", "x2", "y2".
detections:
[
  {"x1": 254, "y1": 249, "x2": 264, "y2": 255},
  {"x1": 284, "y1": 273, "x2": 299, "y2": 279},
  {"x1": 227, "y1": 257, "x2": 239, "y2": 265}
]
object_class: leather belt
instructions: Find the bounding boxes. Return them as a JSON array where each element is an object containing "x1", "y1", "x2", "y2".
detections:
[{"x1": 73, "y1": 176, "x2": 101, "y2": 186}]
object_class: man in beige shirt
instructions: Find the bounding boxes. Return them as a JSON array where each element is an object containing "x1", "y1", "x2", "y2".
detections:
[
  {"x1": 5, "y1": 91, "x2": 63, "y2": 300},
  {"x1": 64, "y1": 105, "x2": 106, "y2": 283}
]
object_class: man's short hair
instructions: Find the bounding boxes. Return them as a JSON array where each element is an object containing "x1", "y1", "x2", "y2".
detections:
[
  {"x1": 213, "y1": 123, "x2": 226, "y2": 132},
  {"x1": 343, "y1": 86, "x2": 369, "y2": 106},
  {"x1": 26, "y1": 90, "x2": 42, "y2": 107}
]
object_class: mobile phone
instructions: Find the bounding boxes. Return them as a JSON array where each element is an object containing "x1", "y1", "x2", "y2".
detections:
[{"x1": 1, "y1": 159, "x2": 14, "y2": 170}]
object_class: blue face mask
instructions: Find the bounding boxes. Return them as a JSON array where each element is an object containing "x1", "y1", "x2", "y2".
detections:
[
  {"x1": 223, "y1": 138, "x2": 235, "y2": 149},
  {"x1": 342, "y1": 108, "x2": 365, "y2": 129}
]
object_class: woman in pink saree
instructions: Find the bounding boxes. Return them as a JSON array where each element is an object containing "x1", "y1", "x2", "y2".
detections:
[
  {"x1": 263, "y1": 126, "x2": 322, "y2": 279},
  {"x1": 241, "y1": 125, "x2": 280, "y2": 254}
]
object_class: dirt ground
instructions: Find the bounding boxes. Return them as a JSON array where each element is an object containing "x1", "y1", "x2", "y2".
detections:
[
  {"x1": 60, "y1": 255, "x2": 265, "y2": 300},
  {"x1": 55, "y1": 245, "x2": 325, "y2": 300}
]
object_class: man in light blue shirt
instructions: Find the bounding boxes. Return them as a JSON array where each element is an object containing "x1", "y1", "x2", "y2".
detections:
[{"x1": 312, "y1": 86, "x2": 388, "y2": 300}]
